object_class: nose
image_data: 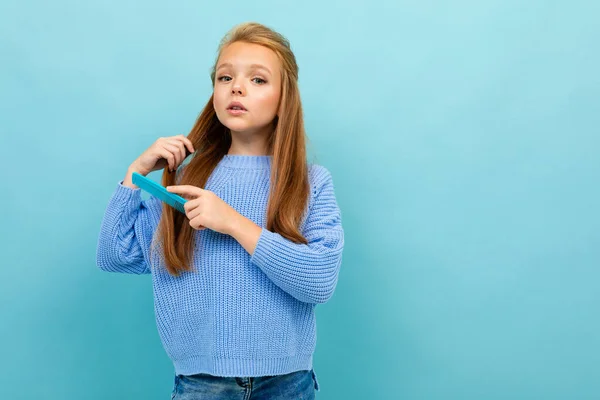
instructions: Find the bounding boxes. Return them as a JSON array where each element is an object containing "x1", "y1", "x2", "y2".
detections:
[{"x1": 231, "y1": 81, "x2": 245, "y2": 96}]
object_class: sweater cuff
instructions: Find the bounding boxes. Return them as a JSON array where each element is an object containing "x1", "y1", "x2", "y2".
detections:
[
  {"x1": 112, "y1": 180, "x2": 143, "y2": 211},
  {"x1": 250, "y1": 227, "x2": 276, "y2": 268}
]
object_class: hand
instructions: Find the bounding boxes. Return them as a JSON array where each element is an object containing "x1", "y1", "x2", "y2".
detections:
[
  {"x1": 166, "y1": 185, "x2": 241, "y2": 235},
  {"x1": 131, "y1": 135, "x2": 195, "y2": 176}
]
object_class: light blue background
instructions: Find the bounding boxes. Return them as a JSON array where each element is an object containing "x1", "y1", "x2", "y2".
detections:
[{"x1": 1, "y1": 0, "x2": 599, "y2": 399}]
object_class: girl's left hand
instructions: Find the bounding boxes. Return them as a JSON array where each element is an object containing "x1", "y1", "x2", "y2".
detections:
[{"x1": 166, "y1": 185, "x2": 240, "y2": 235}]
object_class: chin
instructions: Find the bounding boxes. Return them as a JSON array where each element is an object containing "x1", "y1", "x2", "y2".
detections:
[{"x1": 222, "y1": 119, "x2": 252, "y2": 133}]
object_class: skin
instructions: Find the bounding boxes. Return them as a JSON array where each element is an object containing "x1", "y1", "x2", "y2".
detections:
[
  {"x1": 167, "y1": 42, "x2": 284, "y2": 255},
  {"x1": 166, "y1": 184, "x2": 263, "y2": 256},
  {"x1": 213, "y1": 41, "x2": 282, "y2": 156}
]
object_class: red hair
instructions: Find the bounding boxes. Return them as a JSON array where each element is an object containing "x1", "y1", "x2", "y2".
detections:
[{"x1": 153, "y1": 22, "x2": 311, "y2": 276}]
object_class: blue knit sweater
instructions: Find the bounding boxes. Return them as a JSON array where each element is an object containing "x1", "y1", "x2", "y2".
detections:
[{"x1": 96, "y1": 155, "x2": 344, "y2": 378}]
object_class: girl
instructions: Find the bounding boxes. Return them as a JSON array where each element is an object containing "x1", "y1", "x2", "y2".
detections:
[{"x1": 96, "y1": 21, "x2": 344, "y2": 399}]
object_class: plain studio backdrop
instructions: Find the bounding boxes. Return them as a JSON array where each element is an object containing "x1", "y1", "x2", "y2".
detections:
[{"x1": 1, "y1": 0, "x2": 599, "y2": 399}]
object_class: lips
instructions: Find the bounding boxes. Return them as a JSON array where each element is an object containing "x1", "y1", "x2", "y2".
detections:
[{"x1": 227, "y1": 101, "x2": 247, "y2": 111}]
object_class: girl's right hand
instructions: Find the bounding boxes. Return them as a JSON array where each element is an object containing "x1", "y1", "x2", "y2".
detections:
[{"x1": 130, "y1": 135, "x2": 195, "y2": 176}]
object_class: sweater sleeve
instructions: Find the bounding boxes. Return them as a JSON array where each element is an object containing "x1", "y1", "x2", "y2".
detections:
[
  {"x1": 250, "y1": 166, "x2": 344, "y2": 304},
  {"x1": 96, "y1": 180, "x2": 162, "y2": 274}
]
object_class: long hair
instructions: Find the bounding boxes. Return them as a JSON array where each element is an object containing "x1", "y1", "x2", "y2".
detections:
[{"x1": 152, "y1": 22, "x2": 310, "y2": 276}]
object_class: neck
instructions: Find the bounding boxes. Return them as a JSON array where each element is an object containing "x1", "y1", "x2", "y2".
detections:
[
  {"x1": 220, "y1": 154, "x2": 273, "y2": 169},
  {"x1": 228, "y1": 126, "x2": 272, "y2": 156}
]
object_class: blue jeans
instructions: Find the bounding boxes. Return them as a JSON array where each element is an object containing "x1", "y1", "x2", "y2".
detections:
[{"x1": 170, "y1": 369, "x2": 320, "y2": 399}]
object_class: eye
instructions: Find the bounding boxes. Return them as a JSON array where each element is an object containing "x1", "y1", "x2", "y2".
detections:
[
  {"x1": 252, "y1": 77, "x2": 267, "y2": 84},
  {"x1": 217, "y1": 76, "x2": 232, "y2": 82}
]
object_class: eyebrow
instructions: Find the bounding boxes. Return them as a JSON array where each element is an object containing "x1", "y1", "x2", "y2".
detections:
[{"x1": 216, "y1": 62, "x2": 272, "y2": 75}]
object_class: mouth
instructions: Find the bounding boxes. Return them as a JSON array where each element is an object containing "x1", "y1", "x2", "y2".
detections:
[{"x1": 227, "y1": 101, "x2": 247, "y2": 112}]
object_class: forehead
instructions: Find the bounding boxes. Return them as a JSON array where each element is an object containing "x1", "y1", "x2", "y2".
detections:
[{"x1": 217, "y1": 42, "x2": 280, "y2": 71}]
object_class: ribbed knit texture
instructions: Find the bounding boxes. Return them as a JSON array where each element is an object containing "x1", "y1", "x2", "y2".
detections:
[{"x1": 96, "y1": 155, "x2": 344, "y2": 377}]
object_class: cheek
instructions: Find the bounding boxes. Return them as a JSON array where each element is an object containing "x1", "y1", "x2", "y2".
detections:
[
  {"x1": 212, "y1": 89, "x2": 229, "y2": 126},
  {"x1": 213, "y1": 88, "x2": 225, "y2": 109},
  {"x1": 255, "y1": 88, "x2": 280, "y2": 113}
]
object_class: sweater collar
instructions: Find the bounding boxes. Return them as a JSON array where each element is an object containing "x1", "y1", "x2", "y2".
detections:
[{"x1": 219, "y1": 154, "x2": 273, "y2": 170}]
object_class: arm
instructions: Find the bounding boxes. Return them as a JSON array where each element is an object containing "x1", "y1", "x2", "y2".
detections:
[
  {"x1": 96, "y1": 168, "x2": 161, "y2": 274},
  {"x1": 228, "y1": 166, "x2": 344, "y2": 304}
]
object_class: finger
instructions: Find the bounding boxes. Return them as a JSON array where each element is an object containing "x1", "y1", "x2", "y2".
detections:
[
  {"x1": 177, "y1": 135, "x2": 195, "y2": 154},
  {"x1": 183, "y1": 198, "x2": 199, "y2": 211},
  {"x1": 186, "y1": 204, "x2": 201, "y2": 220},
  {"x1": 167, "y1": 139, "x2": 186, "y2": 165},
  {"x1": 163, "y1": 144, "x2": 183, "y2": 168},
  {"x1": 158, "y1": 148, "x2": 176, "y2": 171},
  {"x1": 166, "y1": 185, "x2": 203, "y2": 197},
  {"x1": 188, "y1": 215, "x2": 204, "y2": 230},
  {"x1": 190, "y1": 219, "x2": 206, "y2": 230}
]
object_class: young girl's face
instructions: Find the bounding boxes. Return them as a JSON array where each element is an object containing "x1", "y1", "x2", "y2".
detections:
[{"x1": 213, "y1": 41, "x2": 282, "y2": 136}]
